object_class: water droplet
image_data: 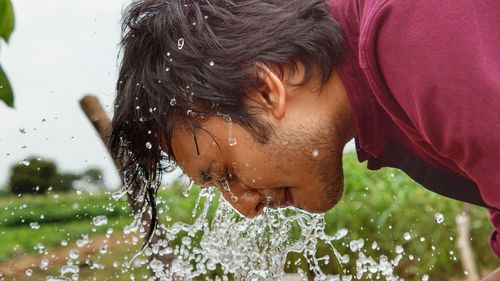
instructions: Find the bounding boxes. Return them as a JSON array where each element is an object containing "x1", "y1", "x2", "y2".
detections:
[
  {"x1": 150, "y1": 259, "x2": 164, "y2": 272},
  {"x1": 19, "y1": 128, "x2": 26, "y2": 134},
  {"x1": 76, "y1": 235, "x2": 90, "y2": 248},
  {"x1": 209, "y1": 61, "x2": 215, "y2": 67},
  {"x1": 228, "y1": 137, "x2": 238, "y2": 147},
  {"x1": 145, "y1": 142, "x2": 152, "y2": 150},
  {"x1": 434, "y1": 213, "x2": 444, "y2": 224},
  {"x1": 60, "y1": 265, "x2": 79, "y2": 275},
  {"x1": 47, "y1": 277, "x2": 72, "y2": 281},
  {"x1": 170, "y1": 98, "x2": 177, "y2": 106},
  {"x1": 30, "y1": 222, "x2": 40, "y2": 230},
  {"x1": 178, "y1": 38, "x2": 185, "y2": 50},
  {"x1": 422, "y1": 274, "x2": 429, "y2": 281},
  {"x1": 25, "y1": 269, "x2": 33, "y2": 276},
  {"x1": 40, "y1": 259, "x2": 49, "y2": 270},
  {"x1": 92, "y1": 215, "x2": 108, "y2": 227},
  {"x1": 349, "y1": 239, "x2": 364, "y2": 252},
  {"x1": 334, "y1": 228, "x2": 348, "y2": 240},
  {"x1": 21, "y1": 159, "x2": 30, "y2": 166},
  {"x1": 69, "y1": 249, "x2": 79, "y2": 260},
  {"x1": 395, "y1": 245, "x2": 404, "y2": 254},
  {"x1": 166, "y1": 67, "x2": 170, "y2": 72},
  {"x1": 231, "y1": 195, "x2": 239, "y2": 202},
  {"x1": 403, "y1": 232, "x2": 411, "y2": 240},
  {"x1": 99, "y1": 246, "x2": 108, "y2": 254},
  {"x1": 312, "y1": 149, "x2": 319, "y2": 158}
]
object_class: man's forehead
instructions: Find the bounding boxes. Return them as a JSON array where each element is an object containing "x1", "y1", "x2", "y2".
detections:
[{"x1": 172, "y1": 122, "x2": 223, "y2": 178}]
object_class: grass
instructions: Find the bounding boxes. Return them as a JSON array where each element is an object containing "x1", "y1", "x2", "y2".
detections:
[
  {"x1": 315, "y1": 155, "x2": 495, "y2": 279},
  {"x1": 0, "y1": 217, "x2": 133, "y2": 261},
  {"x1": 0, "y1": 153, "x2": 496, "y2": 280}
]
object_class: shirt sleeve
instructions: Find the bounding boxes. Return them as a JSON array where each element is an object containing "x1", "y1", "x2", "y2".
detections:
[{"x1": 362, "y1": 0, "x2": 500, "y2": 257}]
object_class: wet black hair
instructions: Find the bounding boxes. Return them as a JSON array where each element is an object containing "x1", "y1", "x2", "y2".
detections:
[{"x1": 110, "y1": 0, "x2": 345, "y2": 244}]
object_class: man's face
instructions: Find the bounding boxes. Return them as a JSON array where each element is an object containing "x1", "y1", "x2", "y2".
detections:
[{"x1": 169, "y1": 67, "x2": 355, "y2": 218}]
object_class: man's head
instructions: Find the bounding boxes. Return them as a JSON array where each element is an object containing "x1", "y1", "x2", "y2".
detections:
[{"x1": 111, "y1": 0, "x2": 351, "y2": 221}]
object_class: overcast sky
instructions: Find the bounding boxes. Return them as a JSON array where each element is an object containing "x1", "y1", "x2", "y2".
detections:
[{"x1": 0, "y1": 0, "x2": 135, "y2": 189}]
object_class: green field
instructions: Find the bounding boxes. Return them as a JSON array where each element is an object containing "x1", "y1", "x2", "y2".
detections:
[{"x1": 0, "y1": 153, "x2": 496, "y2": 280}]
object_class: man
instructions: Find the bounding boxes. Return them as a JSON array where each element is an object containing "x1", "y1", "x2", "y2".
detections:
[{"x1": 110, "y1": 0, "x2": 500, "y2": 277}]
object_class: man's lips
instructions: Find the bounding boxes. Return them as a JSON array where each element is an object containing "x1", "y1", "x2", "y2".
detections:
[
  {"x1": 254, "y1": 187, "x2": 295, "y2": 215},
  {"x1": 266, "y1": 187, "x2": 294, "y2": 207}
]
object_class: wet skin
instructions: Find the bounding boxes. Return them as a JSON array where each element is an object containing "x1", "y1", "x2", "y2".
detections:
[{"x1": 168, "y1": 64, "x2": 357, "y2": 218}]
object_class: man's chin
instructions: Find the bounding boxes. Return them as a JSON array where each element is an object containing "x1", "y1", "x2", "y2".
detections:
[{"x1": 302, "y1": 188, "x2": 343, "y2": 213}]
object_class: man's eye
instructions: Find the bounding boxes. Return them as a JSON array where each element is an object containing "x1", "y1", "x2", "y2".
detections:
[
  {"x1": 226, "y1": 172, "x2": 233, "y2": 183},
  {"x1": 223, "y1": 166, "x2": 234, "y2": 184},
  {"x1": 200, "y1": 171, "x2": 213, "y2": 183}
]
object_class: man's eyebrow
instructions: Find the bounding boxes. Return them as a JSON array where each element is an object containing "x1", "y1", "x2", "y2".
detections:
[
  {"x1": 187, "y1": 118, "x2": 201, "y2": 155},
  {"x1": 198, "y1": 127, "x2": 222, "y2": 152},
  {"x1": 186, "y1": 119, "x2": 222, "y2": 155}
]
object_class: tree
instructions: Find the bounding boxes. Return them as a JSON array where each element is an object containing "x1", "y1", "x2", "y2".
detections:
[
  {"x1": 81, "y1": 168, "x2": 104, "y2": 186},
  {"x1": 51, "y1": 172, "x2": 81, "y2": 193},
  {"x1": 8, "y1": 157, "x2": 81, "y2": 195},
  {"x1": 0, "y1": 0, "x2": 15, "y2": 107}
]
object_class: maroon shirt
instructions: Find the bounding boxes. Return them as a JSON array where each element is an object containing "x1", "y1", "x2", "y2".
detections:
[{"x1": 329, "y1": 0, "x2": 500, "y2": 257}]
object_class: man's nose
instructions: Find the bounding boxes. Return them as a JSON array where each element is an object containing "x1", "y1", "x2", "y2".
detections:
[{"x1": 220, "y1": 181, "x2": 263, "y2": 218}]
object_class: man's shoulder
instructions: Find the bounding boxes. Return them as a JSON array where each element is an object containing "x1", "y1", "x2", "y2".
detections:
[{"x1": 331, "y1": 0, "x2": 439, "y2": 46}]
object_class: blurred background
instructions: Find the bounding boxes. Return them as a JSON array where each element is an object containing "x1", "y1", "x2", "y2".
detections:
[
  {"x1": 0, "y1": 1, "x2": 497, "y2": 280},
  {"x1": 0, "y1": 0, "x2": 129, "y2": 191}
]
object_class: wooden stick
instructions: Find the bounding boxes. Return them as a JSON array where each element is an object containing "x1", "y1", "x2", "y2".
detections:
[
  {"x1": 79, "y1": 96, "x2": 112, "y2": 151},
  {"x1": 456, "y1": 203, "x2": 480, "y2": 281}
]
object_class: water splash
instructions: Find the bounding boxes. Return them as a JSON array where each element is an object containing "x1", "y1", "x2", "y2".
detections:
[
  {"x1": 111, "y1": 184, "x2": 133, "y2": 201},
  {"x1": 182, "y1": 179, "x2": 195, "y2": 198},
  {"x1": 128, "y1": 188, "x2": 406, "y2": 281}
]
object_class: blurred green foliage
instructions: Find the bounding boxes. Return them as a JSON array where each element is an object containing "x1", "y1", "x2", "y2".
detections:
[
  {"x1": 0, "y1": 192, "x2": 130, "y2": 227},
  {"x1": 7, "y1": 157, "x2": 104, "y2": 195},
  {"x1": 314, "y1": 153, "x2": 494, "y2": 279},
  {"x1": 0, "y1": 153, "x2": 496, "y2": 280},
  {"x1": 0, "y1": 0, "x2": 15, "y2": 107}
]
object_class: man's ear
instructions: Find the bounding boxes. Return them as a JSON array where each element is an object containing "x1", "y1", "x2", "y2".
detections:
[{"x1": 251, "y1": 64, "x2": 286, "y2": 120}]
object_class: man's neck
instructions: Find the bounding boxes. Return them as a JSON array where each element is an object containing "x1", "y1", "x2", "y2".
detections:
[{"x1": 321, "y1": 71, "x2": 357, "y2": 145}]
